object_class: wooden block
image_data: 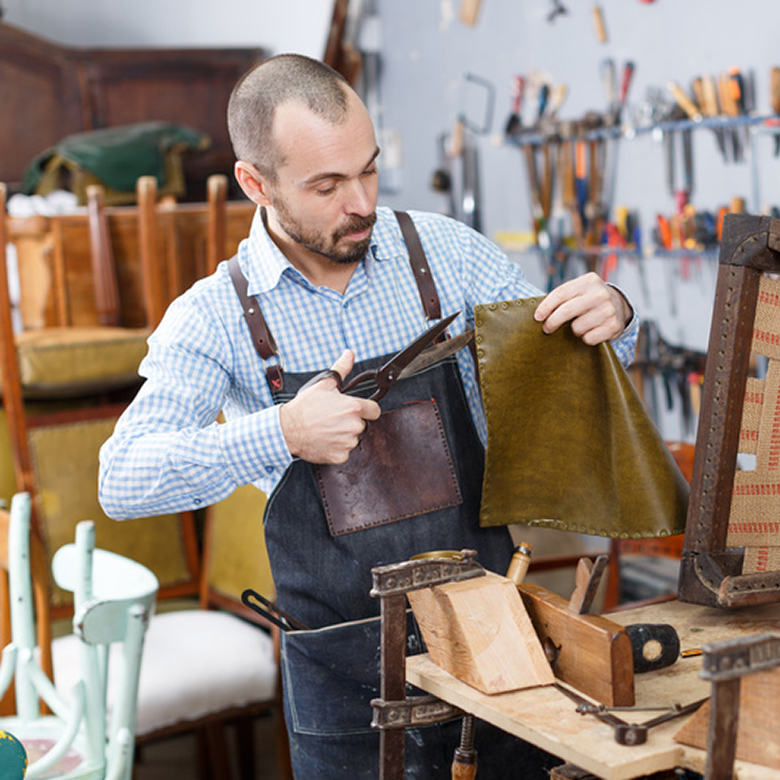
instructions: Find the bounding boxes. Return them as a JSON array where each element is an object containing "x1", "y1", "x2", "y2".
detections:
[
  {"x1": 517, "y1": 582, "x2": 634, "y2": 706},
  {"x1": 673, "y1": 665, "x2": 780, "y2": 771},
  {"x1": 407, "y1": 571, "x2": 554, "y2": 695}
]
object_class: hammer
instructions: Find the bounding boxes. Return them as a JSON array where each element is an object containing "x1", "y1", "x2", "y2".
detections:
[{"x1": 568, "y1": 554, "x2": 680, "y2": 674}]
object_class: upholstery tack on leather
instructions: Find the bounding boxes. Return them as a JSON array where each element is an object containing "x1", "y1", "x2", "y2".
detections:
[{"x1": 476, "y1": 297, "x2": 689, "y2": 538}]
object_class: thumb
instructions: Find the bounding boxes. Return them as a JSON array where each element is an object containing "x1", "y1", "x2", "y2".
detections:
[{"x1": 330, "y1": 349, "x2": 355, "y2": 383}]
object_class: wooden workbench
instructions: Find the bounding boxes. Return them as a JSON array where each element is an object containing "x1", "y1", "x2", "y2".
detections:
[{"x1": 406, "y1": 599, "x2": 780, "y2": 779}]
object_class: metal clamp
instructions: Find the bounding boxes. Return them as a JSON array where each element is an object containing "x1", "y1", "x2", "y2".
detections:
[{"x1": 371, "y1": 695, "x2": 461, "y2": 730}]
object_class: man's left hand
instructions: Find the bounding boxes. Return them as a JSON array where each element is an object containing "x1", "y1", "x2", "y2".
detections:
[{"x1": 533, "y1": 272, "x2": 633, "y2": 346}]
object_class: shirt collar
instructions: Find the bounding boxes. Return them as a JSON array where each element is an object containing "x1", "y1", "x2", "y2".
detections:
[{"x1": 241, "y1": 206, "x2": 403, "y2": 296}]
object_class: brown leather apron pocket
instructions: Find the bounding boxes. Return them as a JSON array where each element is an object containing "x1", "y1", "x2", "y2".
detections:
[{"x1": 315, "y1": 398, "x2": 462, "y2": 536}]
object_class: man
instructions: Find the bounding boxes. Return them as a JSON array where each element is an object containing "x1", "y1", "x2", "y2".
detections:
[{"x1": 100, "y1": 54, "x2": 637, "y2": 778}]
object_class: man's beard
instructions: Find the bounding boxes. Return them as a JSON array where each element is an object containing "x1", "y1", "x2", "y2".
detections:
[{"x1": 276, "y1": 203, "x2": 377, "y2": 265}]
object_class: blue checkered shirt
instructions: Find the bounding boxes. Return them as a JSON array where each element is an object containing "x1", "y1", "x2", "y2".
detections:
[{"x1": 99, "y1": 206, "x2": 638, "y2": 519}]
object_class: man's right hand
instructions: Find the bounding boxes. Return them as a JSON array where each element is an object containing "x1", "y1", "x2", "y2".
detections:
[{"x1": 279, "y1": 350, "x2": 381, "y2": 464}]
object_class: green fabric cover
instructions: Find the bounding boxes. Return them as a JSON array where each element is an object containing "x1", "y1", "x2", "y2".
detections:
[{"x1": 21, "y1": 121, "x2": 209, "y2": 195}]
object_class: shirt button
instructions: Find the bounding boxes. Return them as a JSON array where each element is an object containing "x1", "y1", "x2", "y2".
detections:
[
  {"x1": 194, "y1": 498, "x2": 202, "y2": 506},
  {"x1": 265, "y1": 466, "x2": 275, "y2": 474}
]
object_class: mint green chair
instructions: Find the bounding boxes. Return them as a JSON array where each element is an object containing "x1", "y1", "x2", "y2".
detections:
[{"x1": 0, "y1": 492, "x2": 158, "y2": 779}]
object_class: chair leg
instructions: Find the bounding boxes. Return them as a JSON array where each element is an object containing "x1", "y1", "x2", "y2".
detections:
[
  {"x1": 196, "y1": 727, "x2": 214, "y2": 780},
  {"x1": 204, "y1": 722, "x2": 232, "y2": 780},
  {"x1": 234, "y1": 715, "x2": 256, "y2": 780}
]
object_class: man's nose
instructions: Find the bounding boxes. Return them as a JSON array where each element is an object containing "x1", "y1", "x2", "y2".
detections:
[{"x1": 343, "y1": 178, "x2": 375, "y2": 216}]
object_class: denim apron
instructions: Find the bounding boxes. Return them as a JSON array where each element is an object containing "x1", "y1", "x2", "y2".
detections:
[{"x1": 229, "y1": 214, "x2": 555, "y2": 778}]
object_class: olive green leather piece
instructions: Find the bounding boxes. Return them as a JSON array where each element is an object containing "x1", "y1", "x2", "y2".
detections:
[{"x1": 476, "y1": 297, "x2": 689, "y2": 538}]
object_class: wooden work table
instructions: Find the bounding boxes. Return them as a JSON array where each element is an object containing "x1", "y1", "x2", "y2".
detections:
[{"x1": 406, "y1": 599, "x2": 780, "y2": 779}]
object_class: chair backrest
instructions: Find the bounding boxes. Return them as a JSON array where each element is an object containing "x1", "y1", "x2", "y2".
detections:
[
  {"x1": 200, "y1": 484, "x2": 275, "y2": 626},
  {"x1": 0, "y1": 497, "x2": 53, "y2": 717},
  {"x1": 0, "y1": 491, "x2": 159, "y2": 780},
  {"x1": 134, "y1": 174, "x2": 255, "y2": 327}
]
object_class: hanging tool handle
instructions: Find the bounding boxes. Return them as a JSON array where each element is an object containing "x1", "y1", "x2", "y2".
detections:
[
  {"x1": 601, "y1": 57, "x2": 616, "y2": 114},
  {"x1": 700, "y1": 74, "x2": 720, "y2": 117},
  {"x1": 511, "y1": 74, "x2": 525, "y2": 115},
  {"x1": 535, "y1": 82, "x2": 550, "y2": 125},
  {"x1": 771, "y1": 67, "x2": 780, "y2": 115},
  {"x1": 592, "y1": 3, "x2": 608, "y2": 43},
  {"x1": 618, "y1": 61, "x2": 635, "y2": 107},
  {"x1": 729, "y1": 68, "x2": 746, "y2": 115},
  {"x1": 668, "y1": 81, "x2": 702, "y2": 121}
]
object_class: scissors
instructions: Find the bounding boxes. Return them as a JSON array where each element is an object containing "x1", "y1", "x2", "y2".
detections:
[{"x1": 299, "y1": 311, "x2": 460, "y2": 402}]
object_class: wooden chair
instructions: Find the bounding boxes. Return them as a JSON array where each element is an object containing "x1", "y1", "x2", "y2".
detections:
[
  {"x1": 51, "y1": 484, "x2": 292, "y2": 780},
  {"x1": 0, "y1": 182, "x2": 201, "y2": 620},
  {"x1": 0, "y1": 491, "x2": 158, "y2": 780}
]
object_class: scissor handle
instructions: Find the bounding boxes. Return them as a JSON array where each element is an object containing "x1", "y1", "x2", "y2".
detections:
[
  {"x1": 339, "y1": 370, "x2": 379, "y2": 395},
  {"x1": 296, "y1": 368, "x2": 384, "y2": 400},
  {"x1": 296, "y1": 369, "x2": 343, "y2": 395}
]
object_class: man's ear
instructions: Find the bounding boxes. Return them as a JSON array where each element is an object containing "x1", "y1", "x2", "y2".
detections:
[{"x1": 234, "y1": 161, "x2": 273, "y2": 207}]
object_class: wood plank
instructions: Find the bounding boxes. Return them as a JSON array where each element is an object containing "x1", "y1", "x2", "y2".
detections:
[{"x1": 406, "y1": 654, "x2": 685, "y2": 780}]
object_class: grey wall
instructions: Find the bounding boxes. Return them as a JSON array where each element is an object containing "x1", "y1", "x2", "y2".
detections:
[{"x1": 1, "y1": 0, "x2": 332, "y2": 53}]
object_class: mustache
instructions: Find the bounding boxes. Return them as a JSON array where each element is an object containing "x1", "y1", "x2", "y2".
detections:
[{"x1": 333, "y1": 212, "x2": 377, "y2": 242}]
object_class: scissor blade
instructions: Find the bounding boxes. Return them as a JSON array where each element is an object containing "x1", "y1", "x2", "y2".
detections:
[
  {"x1": 397, "y1": 329, "x2": 474, "y2": 380},
  {"x1": 377, "y1": 311, "x2": 459, "y2": 390}
]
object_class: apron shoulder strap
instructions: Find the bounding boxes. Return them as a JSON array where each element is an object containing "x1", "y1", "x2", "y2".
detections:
[
  {"x1": 393, "y1": 210, "x2": 442, "y2": 321},
  {"x1": 227, "y1": 254, "x2": 284, "y2": 392}
]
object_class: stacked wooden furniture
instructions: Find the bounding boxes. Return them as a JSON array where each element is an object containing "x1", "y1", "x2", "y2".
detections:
[{"x1": 0, "y1": 20, "x2": 264, "y2": 200}]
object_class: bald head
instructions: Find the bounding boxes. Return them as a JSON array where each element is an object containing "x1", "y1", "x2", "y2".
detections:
[{"x1": 228, "y1": 53, "x2": 353, "y2": 182}]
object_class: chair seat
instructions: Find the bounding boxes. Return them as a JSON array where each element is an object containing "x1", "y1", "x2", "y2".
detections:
[
  {"x1": 0, "y1": 715, "x2": 103, "y2": 779},
  {"x1": 53, "y1": 609, "x2": 278, "y2": 737},
  {"x1": 11, "y1": 326, "x2": 150, "y2": 398}
]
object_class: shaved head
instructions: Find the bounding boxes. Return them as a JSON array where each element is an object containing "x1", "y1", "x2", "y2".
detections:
[{"x1": 228, "y1": 53, "x2": 351, "y2": 182}]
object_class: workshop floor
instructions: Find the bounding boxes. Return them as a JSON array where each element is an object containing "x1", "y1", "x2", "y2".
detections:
[{"x1": 133, "y1": 713, "x2": 282, "y2": 779}]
